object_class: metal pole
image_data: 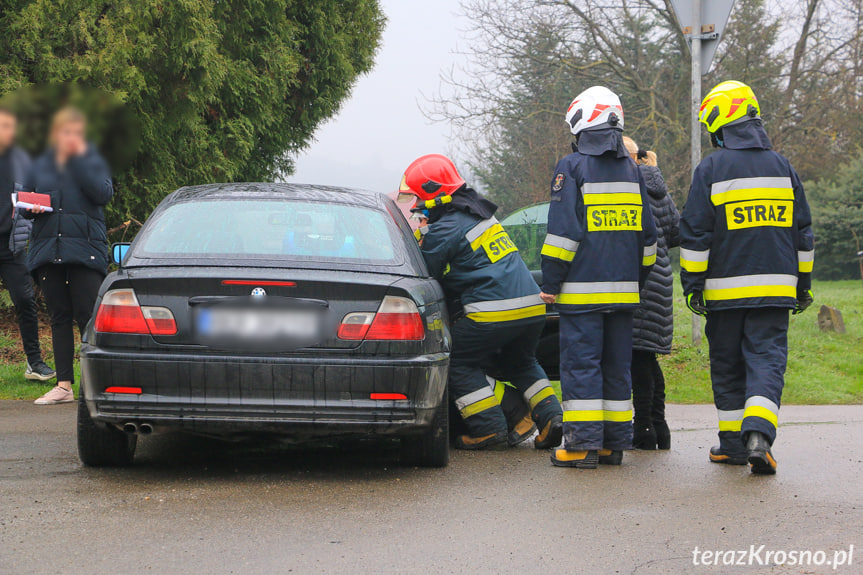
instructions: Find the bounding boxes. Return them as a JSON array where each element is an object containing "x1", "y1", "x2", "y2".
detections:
[{"x1": 690, "y1": 0, "x2": 703, "y2": 346}]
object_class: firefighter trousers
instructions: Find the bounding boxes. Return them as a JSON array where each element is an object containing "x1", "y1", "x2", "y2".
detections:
[
  {"x1": 450, "y1": 316, "x2": 561, "y2": 437},
  {"x1": 705, "y1": 307, "x2": 788, "y2": 455},
  {"x1": 560, "y1": 311, "x2": 634, "y2": 451}
]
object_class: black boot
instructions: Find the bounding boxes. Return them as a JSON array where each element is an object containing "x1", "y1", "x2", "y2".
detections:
[
  {"x1": 631, "y1": 350, "x2": 656, "y2": 450},
  {"x1": 632, "y1": 424, "x2": 657, "y2": 450},
  {"x1": 746, "y1": 432, "x2": 777, "y2": 475},
  {"x1": 651, "y1": 358, "x2": 670, "y2": 449},
  {"x1": 653, "y1": 421, "x2": 671, "y2": 450}
]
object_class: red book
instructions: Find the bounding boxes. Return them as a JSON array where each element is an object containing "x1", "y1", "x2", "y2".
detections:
[{"x1": 15, "y1": 192, "x2": 53, "y2": 212}]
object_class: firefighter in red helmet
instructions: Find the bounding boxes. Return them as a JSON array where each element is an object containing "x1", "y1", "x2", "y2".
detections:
[{"x1": 400, "y1": 154, "x2": 563, "y2": 450}]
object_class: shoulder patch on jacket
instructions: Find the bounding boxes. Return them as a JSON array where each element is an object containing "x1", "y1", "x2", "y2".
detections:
[{"x1": 552, "y1": 173, "x2": 566, "y2": 192}]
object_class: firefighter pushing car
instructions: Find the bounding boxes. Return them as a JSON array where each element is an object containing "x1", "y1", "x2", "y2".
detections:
[{"x1": 399, "y1": 154, "x2": 564, "y2": 451}]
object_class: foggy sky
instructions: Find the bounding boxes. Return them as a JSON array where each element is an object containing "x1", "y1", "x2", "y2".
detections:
[{"x1": 288, "y1": 0, "x2": 465, "y2": 194}]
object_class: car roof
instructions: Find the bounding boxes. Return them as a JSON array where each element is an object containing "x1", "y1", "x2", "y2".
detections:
[{"x1": 167, "y1": 182, "x2": 386, "y2": 209}]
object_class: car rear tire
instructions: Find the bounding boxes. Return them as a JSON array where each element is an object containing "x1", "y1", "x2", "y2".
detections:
[
  {"x1": 401, "y1": 387, "x2": 449, "y2": 468},
  {"x1": 77, "y1": 391, "x2": 137, "y2": 467}
]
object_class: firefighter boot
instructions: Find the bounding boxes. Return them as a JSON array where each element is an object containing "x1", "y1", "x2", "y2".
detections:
[
  {"x1": 747, "y1": 432, "x2": 777, "y2": 475},
  {"x1": 551, "y1": 449, "x2": 598, "y2": 469},
  {"x1": 455, "y1": 431, "x2": 509, "y2": 451},
  {"x1": 598, "y1": 449, "x2": 623, "y2": 465},
  {"x1": 507, "y1": 413, "x2": 537, "y2": 447},
  {"x1": 709, "y1": 446, "x2": 748, "y2": 466},
  {"x1": 534, "y1": 415, "x2": 563, "y2": 450}
]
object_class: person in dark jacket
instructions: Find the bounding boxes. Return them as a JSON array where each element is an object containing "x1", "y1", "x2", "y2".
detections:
[
  {"x1": 26, "y1": 107, "x2": 113, "y2": 405},
  {"x1": 0, "y1": 106, "x2": 55, "y2": 382},
  {"x1": 400, "y1": 154, "x2": 564, "y2": 451},
  {"x1": 623, "y1": 136, "x2": 679, "y2": 450}
]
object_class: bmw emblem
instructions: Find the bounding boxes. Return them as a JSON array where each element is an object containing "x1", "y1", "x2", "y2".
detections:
[{"x1": 251, "y1": 287, "x2": 267, "y2": 298}]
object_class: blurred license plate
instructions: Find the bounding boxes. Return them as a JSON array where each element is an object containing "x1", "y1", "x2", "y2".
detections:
[{"x1": 197, "y1": 307, "x2": 319, "y2": 340}]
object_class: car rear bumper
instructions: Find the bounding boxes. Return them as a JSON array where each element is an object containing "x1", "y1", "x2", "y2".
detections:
[{"x1": 80, "y1": 346, "x2": 448, "y2": 438}]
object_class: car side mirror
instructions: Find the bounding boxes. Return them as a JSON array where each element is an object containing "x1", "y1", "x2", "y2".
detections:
[{"x1": 111, "y1": 243, "x2": 131, "y2": 265}]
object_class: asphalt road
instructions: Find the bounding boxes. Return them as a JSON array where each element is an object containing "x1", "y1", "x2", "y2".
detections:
[{"x1": 1, "y1": 401, "x2": 861, "y2": 575}]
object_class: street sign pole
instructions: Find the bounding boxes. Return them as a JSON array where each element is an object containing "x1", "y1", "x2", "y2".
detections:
[
  {"x1": 690, "y1": 0, "x2": 703, "y2": 346},
  {"x1": 670, "y1": 0, "x2": 734, "y2": 346}
]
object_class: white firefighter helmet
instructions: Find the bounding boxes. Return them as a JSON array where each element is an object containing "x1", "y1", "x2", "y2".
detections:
[{"x1": 565, "y1": 86, "x2": 624, "y2": 136}]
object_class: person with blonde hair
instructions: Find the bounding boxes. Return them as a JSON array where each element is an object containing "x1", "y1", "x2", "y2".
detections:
[
  {"x1": 623, "y1": 136, "x2": 679, "y2": 449},
  {"x1": 25, "y1": 107, "x2": 113, "y2": 405}
]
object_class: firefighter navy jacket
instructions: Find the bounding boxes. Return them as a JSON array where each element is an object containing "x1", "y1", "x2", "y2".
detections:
[
  {"x1": 540, "y1": 128, "x2": 658, "y2": 315},
  {"x1": 421, "y1": 188, "x2": 545, "y2": 324},
  {"x1": 679, "y1": 120, "x2": 814, "y2": 310}
]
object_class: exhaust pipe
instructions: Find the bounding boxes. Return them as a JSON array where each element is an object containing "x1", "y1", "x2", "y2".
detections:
[
  {"x1": 139, "y1": 423, "x2": 154, "y2": 435},
  {"x1": 123, "y1": 422, "x2": 138, "y2": 434}
]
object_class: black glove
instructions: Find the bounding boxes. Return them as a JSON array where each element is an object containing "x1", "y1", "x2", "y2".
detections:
[
  {"x1": 793, "y1": 289, "x2": 814, "y2": 315},
  {"x1": 686, "y1": 291, "x2": 708, "y2": 316}
]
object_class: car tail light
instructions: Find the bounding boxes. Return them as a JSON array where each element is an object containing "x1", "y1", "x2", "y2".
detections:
[
  {"x1": 337, "y1": 312, "x2": 375, "y2": 340},
  {"x1": 142, "y1": 307, "x2": 178, "y2": 335},
  {"x1": 370, "y1": 393, "x2": 408, "y2": 400},
  {"x1": 94, "y1": 289, "x2": 177, "y2": 336},
  {"x1": 105, "y1": 386, "x2": 142, "y2": 394},
  {"x1": 338, "y1": 296, "x2": 425, "y2": 341}
]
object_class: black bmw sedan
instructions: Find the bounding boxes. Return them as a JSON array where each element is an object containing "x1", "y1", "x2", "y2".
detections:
[{"x1": 78, "y1": 183, "x2": 450, "y2": 467}]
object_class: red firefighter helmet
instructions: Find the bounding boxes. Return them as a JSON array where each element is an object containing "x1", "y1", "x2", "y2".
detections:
[{"x1": 399, "y1": 154, "x2": 466, "y2": 202}]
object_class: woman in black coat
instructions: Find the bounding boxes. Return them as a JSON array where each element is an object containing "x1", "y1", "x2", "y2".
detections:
[
  {"x1": 26, "y1": 107, "x2": 113, "y2": 405},
  {"x1": 624, "y1": 137, "x2": 680, "y2": 449}
]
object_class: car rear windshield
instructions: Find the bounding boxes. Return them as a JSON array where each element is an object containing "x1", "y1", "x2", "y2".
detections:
[{"x1": 136, "y1": 199, "x2": 399, "y2": 263}]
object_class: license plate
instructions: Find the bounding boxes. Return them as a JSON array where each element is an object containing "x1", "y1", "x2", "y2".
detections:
[{"x1": 197, "y1": 307, "x2": 320, "y2": 341}]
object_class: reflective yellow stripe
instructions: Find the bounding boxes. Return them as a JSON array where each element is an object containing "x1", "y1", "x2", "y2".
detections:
[
  {"x1": 541, "y1": 244, "x2": 576, "y2": 262},
  {"x1": 704, "y1": 284, "x2": 796, "y2": 301},
  {"x1": 466, "y1": 304, "x2": 547, "y2": 323},
  {"x1": 642, "y1": 243, "x2": 657, "y2": 266},
  {"x1": 798, "y1": 250, "x2": 814, "y2": 273},
  {"x1": 562, "y1": 409, "x2": 632, "y2": 423},
  {"x1": 743, "y1": 396, "x2": 779, "y2": 428},
  {"x1": 563, "y1": 410, "x2": 604, "y2": 422},
  {"x1": 717, "y1": 408, "x2": 744, "y2": 432},
  {"x1": 583, "y1": 192, "x2": 643, "y2": 205},
  {"x1": 681, "y1": 259, "x2": 708, "y2": 273},
  {"x1": 460, "y1": 396, "x2": 499, "y2": 419},
  {"x1": 710, "y1": 177, "x2": 794, "y2": 206},
  {"x1": 718, "y1": 419, "x2": 743, "y2": 432},
  {"x1": 469, "y1": 223, "x2": 505, "y2": 251},
  {"x1": 487, "y1": 377, "x2": 506, "y2": 403},
  {"x1": 582, "y1": 182, "x2": 642, "y2": 206},
  {"x1": 680, "y1": 248, "x2": 710, "y2": 273},
  {"x1": 712, "y1": 187, "x2": 794, "y2": 206},
  {"x1": 743, "y1": 405, "x2": 778, "y2": 428},
  {"x1": 603, "y1": 409, "x2": 633, "y2": 422},
  {"x1": 464, "y1": 295, "x2": 546, "y2": 323},
  {"x1": 557, "y1": 292, "x2": 639, "y2": 305},
  {"x1": 528, "y1": 387, "x2": 555, "y2": 409},
  {"x1": 704, "y1": 274, "x2": 797, "y2": 301}
]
